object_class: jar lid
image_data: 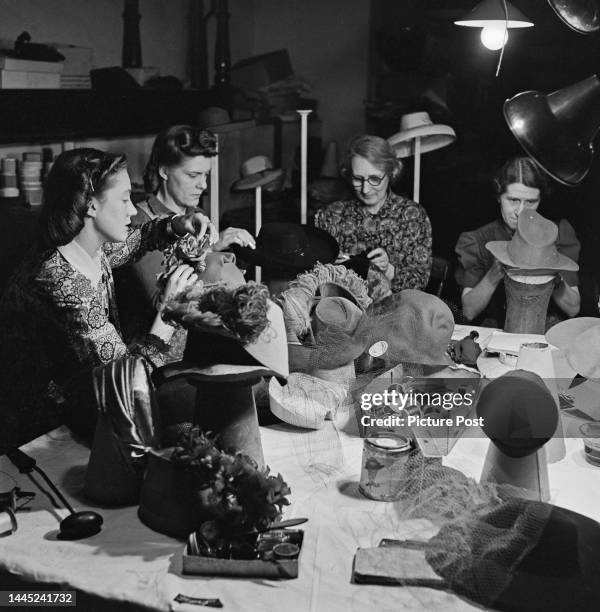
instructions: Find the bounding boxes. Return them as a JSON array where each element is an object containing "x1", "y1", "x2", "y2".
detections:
[{"x1": 366, "y1": 435, "x2": 411, "y2": 452}]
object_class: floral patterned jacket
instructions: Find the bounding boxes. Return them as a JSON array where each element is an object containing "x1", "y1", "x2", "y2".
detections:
[
  {"x1": 314, "y1": 192, "x2": 432, "y2": 292},
  {"x1": 0, "y1": 217, "x2": 173, "y2": 450}
]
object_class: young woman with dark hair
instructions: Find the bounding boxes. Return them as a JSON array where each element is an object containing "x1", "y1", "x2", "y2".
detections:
[
  {"x1": 0, "y1": 147, "x2": 217, "y2": 448},
  {"x1": 314, "y1": 134, "x2": 432, "y2": 293},
  {"x1": 455, "y1": 156, "x2": 581, "y2": 327}
]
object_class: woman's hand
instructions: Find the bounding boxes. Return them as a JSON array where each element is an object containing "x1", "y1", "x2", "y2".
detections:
[
  {"x1": 486, "y1": 259, "x2": 505, "y2": 286},
  {"x1": 368, "y1": 248, "x2": 391, "y2": 273},
  {"x1": 158, "y1": 264, "x2": 198, "y2": 308},
  {"x1": 172, "y1": 212, "x2": 219, "y2": 245},
  {"x1": 212, "y1": 227, "x2": 256, "y2": 252}
]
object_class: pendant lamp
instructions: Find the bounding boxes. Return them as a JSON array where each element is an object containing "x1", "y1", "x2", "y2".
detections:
[
  {"x1": 455, "y1": 0, "x2": 534, "y2": 50},
  {"x1": 504, "y1": 75, "x2": 600, "y2": 185},
  {"x1": 547, "y1": 0, "x2": 600, "y2": 33}
]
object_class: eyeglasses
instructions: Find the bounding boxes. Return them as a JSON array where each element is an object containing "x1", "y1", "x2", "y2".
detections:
[{"x1": 344, "y1": 171, "x2": 387, "y2": 188}]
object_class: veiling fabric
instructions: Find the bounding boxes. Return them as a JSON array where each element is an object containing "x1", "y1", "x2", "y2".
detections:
[
  {"x1": 314, "y1": 192, "x2": 432, "y2": 293},
  {"x1": 0, "y1": 216, "x2": 172, "y2": 450}
]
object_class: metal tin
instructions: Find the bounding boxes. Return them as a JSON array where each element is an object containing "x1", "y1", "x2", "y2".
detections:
[{"x1": 359, "y1": 435, "x2": 412, "y2": 501}]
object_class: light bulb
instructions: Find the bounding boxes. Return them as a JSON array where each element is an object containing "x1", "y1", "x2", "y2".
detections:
[{"x1": 480, "y1": 25, "x2": 508, "y2": 50}]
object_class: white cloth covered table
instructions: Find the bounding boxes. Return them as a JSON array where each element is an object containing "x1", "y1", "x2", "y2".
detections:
[{"x1": 1, "y1": 417, "x2": 598, "y2": 612}]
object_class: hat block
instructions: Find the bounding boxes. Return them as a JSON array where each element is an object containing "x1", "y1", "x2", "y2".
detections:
[
  {"x1": 504, "y1": 274, "x2": 555, "y2": 335},
  {"x1": 516, "y1": 342, "x2": 565, "y2": 463},
  {"x1": 481, "y1": 444, "x2": 550, "y2": 502}
]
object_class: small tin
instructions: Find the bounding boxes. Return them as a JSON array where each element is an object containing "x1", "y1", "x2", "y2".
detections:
[{"x1": 359, "y1": 435, "x2": 412, "y2": 501}]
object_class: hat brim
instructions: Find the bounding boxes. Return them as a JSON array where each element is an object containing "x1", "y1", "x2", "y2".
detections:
[
  {"x1": 388, "y1": 125, "x2": 456, "y2": 159},
  {"x1": 233, "y1": 226, "x2": 339, "y2": 273},
  {"x1": 232, "y1": 168, "x2": 285, "y2": 191},
  {"x1": 486, "y1": 241, "x2": 579, "y2": 272},
  {"x1": 546, "y1": 317, "x2": 600, "y2": 350}
]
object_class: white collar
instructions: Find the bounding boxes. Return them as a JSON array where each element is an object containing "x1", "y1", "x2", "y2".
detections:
[{"x1": 57, "y1": 239, "x2": 103, "y2": 286}]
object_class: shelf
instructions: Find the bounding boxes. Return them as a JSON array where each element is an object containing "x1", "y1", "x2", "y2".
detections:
[{"x1": 0, "y1": 89, "x2": 219, "y2": 144}]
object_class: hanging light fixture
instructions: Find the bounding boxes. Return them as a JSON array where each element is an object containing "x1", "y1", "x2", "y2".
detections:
[
  {"x1": 455, "y1": 0, "x2": 534, "y2": 50},
  {"x1": 547, "y1": 0, "x2": 600, "y2": 34}
]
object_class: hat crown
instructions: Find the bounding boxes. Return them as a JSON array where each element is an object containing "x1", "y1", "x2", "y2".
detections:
[
  {"x1": 240, "y1": 155, "x2": 273, "y2": 178},
  {"x1": 256, "y1": 223, "x2": 308, "y2": 256},
  {"x1": 506, "y1": 210, "x2": 562, "y2": 268},
  {"x1": 399, "y1": 111, "x2": 434, "y2": 131},
  {"x1": 313, "y1": 297, "x2": 363, "y2": 335},
  {"x1": 518, "y1": 210, "x2": 558, "y2": 246},
  {"x1": 198, "y1": 106, "x2": 230, "y2": 128}
]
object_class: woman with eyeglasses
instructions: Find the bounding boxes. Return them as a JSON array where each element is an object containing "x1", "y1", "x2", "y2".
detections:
[
  {"x1": 314, "y1": 134, "x2": 432, "y2": 293},
  {"x1": 0, "y1": 148, "x2": 217, "y2": 448},
  {"x1": 455, "y1": 156, "x2": 581, "y2": 327}
]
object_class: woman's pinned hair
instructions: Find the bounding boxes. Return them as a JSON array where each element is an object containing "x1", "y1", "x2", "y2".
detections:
[
  {"x1": 38, "y1": 148, "x2": 127, "y2": 249},
  {"x1": 340, "y1": 134, "x2": 403, "y2": 186},
  {"x1": 493, "y1": 156, "x2": 551, "y2": 199},
  {"x1": 143, "y1": 124, "x2": 217, "y2": 194}
]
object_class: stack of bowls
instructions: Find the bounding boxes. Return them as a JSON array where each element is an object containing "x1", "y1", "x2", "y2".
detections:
[
  {"x1": 20, "y1": 152, "x2": 43, "y2": 207},
  {"x1": 0, "y1": 157, "x2": 19, "y2": 198}
]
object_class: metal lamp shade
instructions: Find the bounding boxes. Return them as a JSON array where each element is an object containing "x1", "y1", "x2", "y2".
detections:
[
  {"x1": 454, "y1": 0, "x2": 533, "y2": 28},
  {"x1": 503, "y1": 75, "x2": 600, "y2": 186},
  {"x1": 547, "y1": 0, "x2": 600, "y2": 33}
]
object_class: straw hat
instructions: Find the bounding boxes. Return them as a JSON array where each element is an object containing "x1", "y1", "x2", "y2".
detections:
[
  {"x1": 546, "y1": 317, "x2": 600, "y2": 378},
  {"x1": 231, "y1": 155, "x2": 284, "y2": 191},
  {"x1": 486, "y1": 210, "x2": 579, "y2": 273},
  {"x1": 387, "y1": 111, "x2": 456, "y2": 159}
]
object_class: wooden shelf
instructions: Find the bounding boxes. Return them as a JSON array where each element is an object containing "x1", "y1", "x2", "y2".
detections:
[{"x1": 0, "y1": 89, "x2": 218, "y2": 143}]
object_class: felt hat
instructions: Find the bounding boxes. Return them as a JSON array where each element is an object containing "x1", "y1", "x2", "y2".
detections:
[
  {"x1": 197, "y1": 106, "x2": 231, "y2": 129},
  {"x1": 387, "y1": 111, "x2": 456, "y2": 159},
  {"x1": 546, "y1": 317, "x2": 600, "y2": 379},
  {"x1": 486, "y1": 209, "x2": 579, "y2": 273},
  {"x1": 232, "y1": 222, "x2": 339, "y2": 274},
  {"x1": 476, "y1": 370, "x2": 559, "y2": 458},
  {"x1": 361, "y1": 289, "x2": 455, "y2": 371},
  {"x1": 294, "y1": 297, "x2": 372, "y2": 372},
  {"x1": 231, "y1": 155, "x2": 285, "y2": 191}
]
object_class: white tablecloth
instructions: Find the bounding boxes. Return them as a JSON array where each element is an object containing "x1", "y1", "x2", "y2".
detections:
[{"x1": 1, "y1": 418, "x2": 598, "y2": 612}]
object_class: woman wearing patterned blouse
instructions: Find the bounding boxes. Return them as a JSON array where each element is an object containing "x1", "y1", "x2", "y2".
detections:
[
  {"x1": 314, "y1": 134, "x2": 432, "y2": 293},
  {"x1": 0, "y1": 148, "x2": 217, "y2": 449}
]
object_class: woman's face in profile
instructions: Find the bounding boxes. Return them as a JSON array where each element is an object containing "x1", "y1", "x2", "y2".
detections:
[
  {"x1": 349, "y1": 155, "x2": 389, "y2": 210},
  {"x1": 499, "y1": 182, "x2": 541, "y2": 231},
  {"x1": 160, "y1": 155, "x2": 211, "y2": 210},
  {"x1": 91, "y1": 169, "x2": 136, "y2": 243}
]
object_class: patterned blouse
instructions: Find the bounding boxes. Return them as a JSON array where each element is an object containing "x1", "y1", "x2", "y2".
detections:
[
  {"x1": 314, "y1": 192, "x2": 432, "y2": 292},
  {"x1": 0, "y1": 217, "x2": 173, "y2": 450}
]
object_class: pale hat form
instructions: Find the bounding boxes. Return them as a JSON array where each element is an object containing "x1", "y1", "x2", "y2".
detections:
[
  {"x1": 387, "y1": 111, "x2": 456, "y2": 159},
  {"x1": 546, "y1": 317, "x2": 600, "y2": 379},
  {"x1": 320, "y1": 141, "x2": 339, "y2": 178},
  {"x1": 486, "y1": 210, "x2": 578, "y2": 273},
  {"x1": 231, "y1": 155, "x2": 284, "y2": 191}
]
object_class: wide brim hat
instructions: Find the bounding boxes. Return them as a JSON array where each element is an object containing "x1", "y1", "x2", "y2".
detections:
[
  {"x1": 232, "y1": 155, "x2": 285, "y2": 191},
  {"x1": 233, "y1": 222, "x2": 339, "y2": 274},
  {"x1": 387, "y1": 111, "x2": 456, "y2": 159},
  {"x1": 546, "y1": 317, "x2": 600, "y2": 379},
  {"x1": 486, "y1": 210, "x2": 578, "y2": 272}
]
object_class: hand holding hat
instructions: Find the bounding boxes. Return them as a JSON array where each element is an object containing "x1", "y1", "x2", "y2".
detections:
[{"x1": 486, "y1": 209, "x2": 578, "y2": 274}]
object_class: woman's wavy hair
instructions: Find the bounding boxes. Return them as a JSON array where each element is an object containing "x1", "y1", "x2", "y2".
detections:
[
  {"x1": 37, "y1": 148, "x2": 128, "y2": 249},
  {"x1": 493, "y1": 156, "x2": 551, "y2": 200},
  {"x1": 340, "y1": 134, "x2": 403, "y2": 186},
  {"x1": 143, "y1": 124, "x2": 217, "y2": 194}
]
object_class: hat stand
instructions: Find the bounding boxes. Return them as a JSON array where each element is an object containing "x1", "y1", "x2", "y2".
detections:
[
  {"x1": 254, "y1": 184, "x2": 262, "y2": 284},
  {"x1": 504, "y1": 273, "x2": 556, "y2": 334},
  {"x1": 481, "y1": 444, "x2": 550, "y2": 502},
  {"x1": 297, "y1": 109, "x2": 312, "y2": 223}
]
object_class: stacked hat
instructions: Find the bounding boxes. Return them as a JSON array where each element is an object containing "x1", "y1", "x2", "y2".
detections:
[
  {"x1": 0, "y1": 157, "x2": 19, "y2": 198},
  {"x1": 20, "y1": 151, "x2": 43, "y2": 207}
]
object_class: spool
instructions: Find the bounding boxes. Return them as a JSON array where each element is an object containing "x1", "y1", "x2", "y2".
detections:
[{"x1": 504, "y1": 273, "x2": 556, "y2": 334}]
